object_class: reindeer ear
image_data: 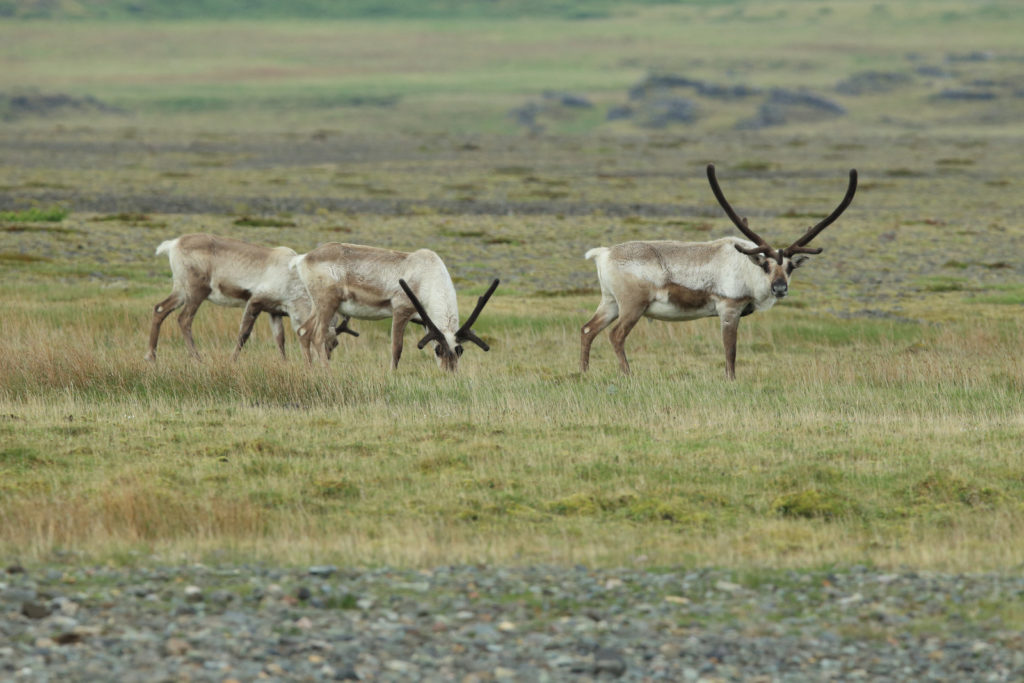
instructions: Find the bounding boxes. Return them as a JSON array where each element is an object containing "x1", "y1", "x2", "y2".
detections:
[{"x1": 791, "y1": 255, "x2": 810, "y2": 269}]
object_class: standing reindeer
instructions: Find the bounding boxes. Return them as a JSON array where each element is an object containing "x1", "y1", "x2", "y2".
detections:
[
  {"x1": 145, "y1": 233, "x2": 356, "y2": 362},
  {"x1": 581, "y1": 164, "x2": 857, "y2": 379},
  {"x1": 291, "y1": 243, "x2": 499, "y2": 372}
]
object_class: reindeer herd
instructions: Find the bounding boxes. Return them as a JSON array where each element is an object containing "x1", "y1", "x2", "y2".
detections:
[{"x1": 145, "y1": 164, "x2": 857, "y2": 379}]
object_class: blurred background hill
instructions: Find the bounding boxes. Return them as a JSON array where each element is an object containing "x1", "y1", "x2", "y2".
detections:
[
  {"x1": 2, "y1": 0, "x2": 664, "y2": 20},
  {"x1": 1, "y1": 0, "x2": 1022, "y2": 138}
]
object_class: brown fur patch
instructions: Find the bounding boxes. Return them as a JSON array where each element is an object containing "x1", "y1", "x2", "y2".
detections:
[
  {"x1": 218, "y1": 282, "x2": 252, "y2": 300},
  {"x1": 666, "y1": 283, "x2": 711, "y2": 310}
]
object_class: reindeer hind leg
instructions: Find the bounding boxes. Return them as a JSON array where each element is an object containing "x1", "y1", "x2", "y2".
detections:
[
  {"x1": 177, "y1": 286, "x2": 211, "y2": 360},
  {"x1": 145, "y1": 292, "x2": 184, "y2": 362},
  {"x1": 607, "y1": 298, "x2": 646, "y2": 376},
  {"x1": 580, "y1": 297, "x2": 618, "y2": 372}
]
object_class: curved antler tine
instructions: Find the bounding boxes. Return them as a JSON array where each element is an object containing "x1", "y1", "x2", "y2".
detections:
[
  {"x1": 784, "y1": 169, "x2": 858, "y2": 255},
  {"x1": 459, "y1": 329, "x2": 490, "y2": 352},
  {"x1": 707, "y1": 164, "x2": 774, "y2": 254},
  {"x1": 734, "y1": 243, "x2": 783, "y2": 264},
  {"x1": 334, "y1": 315, "x2": 359, "y2": 337},
  {"x1": 456, "y1": 279, "x2": 499, "y2": 340},
  {"x1": 455, "y1": 279, "x2": 499, "y2": 351},
  {"x1": 786, "y1": 245, "x2": 823, "y2": 256},
  {"x1": 398, "y1": 279, "x2": 443, "y2": 350},
  {"x1": 734, "y1": 243, "x2": 773, "y2": 256}
]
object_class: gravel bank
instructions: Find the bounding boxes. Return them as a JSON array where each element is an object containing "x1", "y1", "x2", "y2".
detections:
[{"x1": 2, "y1": 564, "x2": 1022, "y2": 681}]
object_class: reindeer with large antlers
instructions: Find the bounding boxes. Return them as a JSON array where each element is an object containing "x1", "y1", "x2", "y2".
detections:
[
  {"x1": 581, "y1": 164, "x2": 857, "y2": 379},
  {"x1": 291, "y1": 243, "x2": 499, "y2": 372}
]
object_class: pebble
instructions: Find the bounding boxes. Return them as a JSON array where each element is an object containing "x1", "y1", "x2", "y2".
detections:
[{"x1": 0, "y1": 564, "x2": 1021, "y2": 681}]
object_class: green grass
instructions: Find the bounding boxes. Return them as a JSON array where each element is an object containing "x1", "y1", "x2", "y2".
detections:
[
  {"x1": 1, "y1": 280, "x2": 1022, "y2": 570},
  {"x1": 2, "y1": 2, "x2": 1023, "y2": 136},
  {"x1": 0, "y1": 207, "x2": 68, "y2": 222}
]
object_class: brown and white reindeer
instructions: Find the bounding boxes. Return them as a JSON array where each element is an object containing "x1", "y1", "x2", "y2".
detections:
[
  {"x1": 580, "y1": 164, "x2": 857, "y2": 379},
  {"x1": 291, "y1": 243, "x2": 499, "y2": 372},
  {"x1": 145, "y1": 233, "x2": 356, "y2": 362}
]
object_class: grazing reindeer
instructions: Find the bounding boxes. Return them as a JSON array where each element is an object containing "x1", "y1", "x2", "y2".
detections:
[
  {"x1": 581, "y1": 164, "x2": 857, "y2": 379},
  {"x1": 291, "y1": 243, "x2": 499, "y2": 372},
  {"x1": 145, "y1": 233, "x2": 356, "y2": 362}
]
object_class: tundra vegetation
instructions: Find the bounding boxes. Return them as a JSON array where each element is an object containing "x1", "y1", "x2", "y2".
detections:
[{"x1": 0, "y1": 0, "x2": 1023, "y2": 576}]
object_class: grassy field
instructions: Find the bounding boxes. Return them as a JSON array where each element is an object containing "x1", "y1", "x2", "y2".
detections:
[{"x1": 1, "y1": 1, "x2": 1023, "y2": 572}]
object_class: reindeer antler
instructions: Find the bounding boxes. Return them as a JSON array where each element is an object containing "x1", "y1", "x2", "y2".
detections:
[
  {"x1": 782, "y1": 169, "x2": 858, "y2": 257},
  {"x1": 398, "y1": 279, "x2": 446, "y2": 351},
  {"x1": 334, "y1": 315, "x2": 359, "y2": 337},
  {"x1": 706, "y1": 164, "x2": 782, "y2": 263},
  {"x1": 399, "y1": 278, "x2": 499, "y2": 353},
  {"x1": 455, "y1": 279, "x2": 499, "y2": 351}
]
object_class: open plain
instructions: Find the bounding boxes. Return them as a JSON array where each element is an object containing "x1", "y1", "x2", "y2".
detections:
[{"x1": 1, "y1": 1, "x2": 1023, "y2": 679}]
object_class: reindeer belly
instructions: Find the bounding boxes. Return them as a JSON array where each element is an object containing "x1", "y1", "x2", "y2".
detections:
[
  {"x1": 208, "y1": 280, "x2": 251, "y2": 307},
  {"x1": 644, "y1": 284, "x2": 717, "y2": 321},
  {"x1": 338, "y1": 298, "x2": 392, "y2": 320}
]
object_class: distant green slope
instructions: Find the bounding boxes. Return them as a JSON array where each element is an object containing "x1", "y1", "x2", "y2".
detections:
[{"x1": 0, "y1": 0, "x2": 731, "y2": 21}]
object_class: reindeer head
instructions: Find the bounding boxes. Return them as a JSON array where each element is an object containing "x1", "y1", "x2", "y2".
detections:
[
  {"x1": 707, "y1": 164, "x2": 857, "y2": 299},
  {"x1": 398, "y1": 278, "x2": 499, "y2": 372}
]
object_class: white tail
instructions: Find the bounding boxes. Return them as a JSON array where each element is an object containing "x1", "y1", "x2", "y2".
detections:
[{"x1": 154, "y1": 238, "x2": 177, "y2": 257}]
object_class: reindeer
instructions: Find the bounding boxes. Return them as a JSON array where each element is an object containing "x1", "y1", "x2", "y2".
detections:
[
  {"x1": 580, "y1": 164, "x2": 857, "y2": 379},
  {"x1": 291, "y1": 242, "x2": 499, "y2": 372},
  {"x1": 145, "y1": 233, "x2": 356, "y2": 362}
]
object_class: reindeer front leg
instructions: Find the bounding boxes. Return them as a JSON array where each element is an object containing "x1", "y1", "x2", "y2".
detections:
[
  {"x1": 232, "y1": 300, "x2": 264, "y2": 361},
  {"x1": 390, "y1": 307, "x2": 415, "y2": 370},
  {"x1": 719, "y1": 302, "x2": 744, "y2": 380},
  {"x1": 269, "y1": 314, "x2": 286, "y2": 360}
]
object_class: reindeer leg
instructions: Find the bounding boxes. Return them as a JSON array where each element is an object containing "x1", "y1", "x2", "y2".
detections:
[
  {"x1": 608, "y1": 302, "x2": 645, "y2": 376},
  {"x1": 390, "y1": 308, "x2": 414, "y2": 370},
  {"x1": 314, "y1": 315, "x2": 336, "y2": 366},
  {"x1": 177, "y1": 286, "x2": 210, "y2": 360},
  {"x1": 297, "y1": 318, "x2": 315, "y2": 364},
  {"x1": 580, "y1": 298, "x2": 618, "y2": 372},
  {"x1": 311, "y1": 299, "x2": 341, "y2": 366},
  {"x1": 720, "y1": 306, "x2": 742, "y2": 380},
  {"x1": 145, "y1": 293, "x2": 183, "y2": 362},
  {"x1": 269, "y1": 314, "x2": 286, "y2": 360},
  {"x1": 231, "y1": 300, "x2": 262, "y2": 361}
]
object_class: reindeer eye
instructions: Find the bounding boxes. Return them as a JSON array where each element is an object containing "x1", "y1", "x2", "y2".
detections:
[
  {"x1": 434, "y1": 345, "x2": 442, "y2": 356},
  {"x1": 455, "y1": 345, "x2": 464, "y2": 357},
  {"x1": 761, "y1": 261, "x2": 771, "y2": 273}
]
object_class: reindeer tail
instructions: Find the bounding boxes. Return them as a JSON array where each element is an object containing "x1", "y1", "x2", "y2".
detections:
[{"x1": 154, "y1": 238, "x2": 178, "y2": 257}]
